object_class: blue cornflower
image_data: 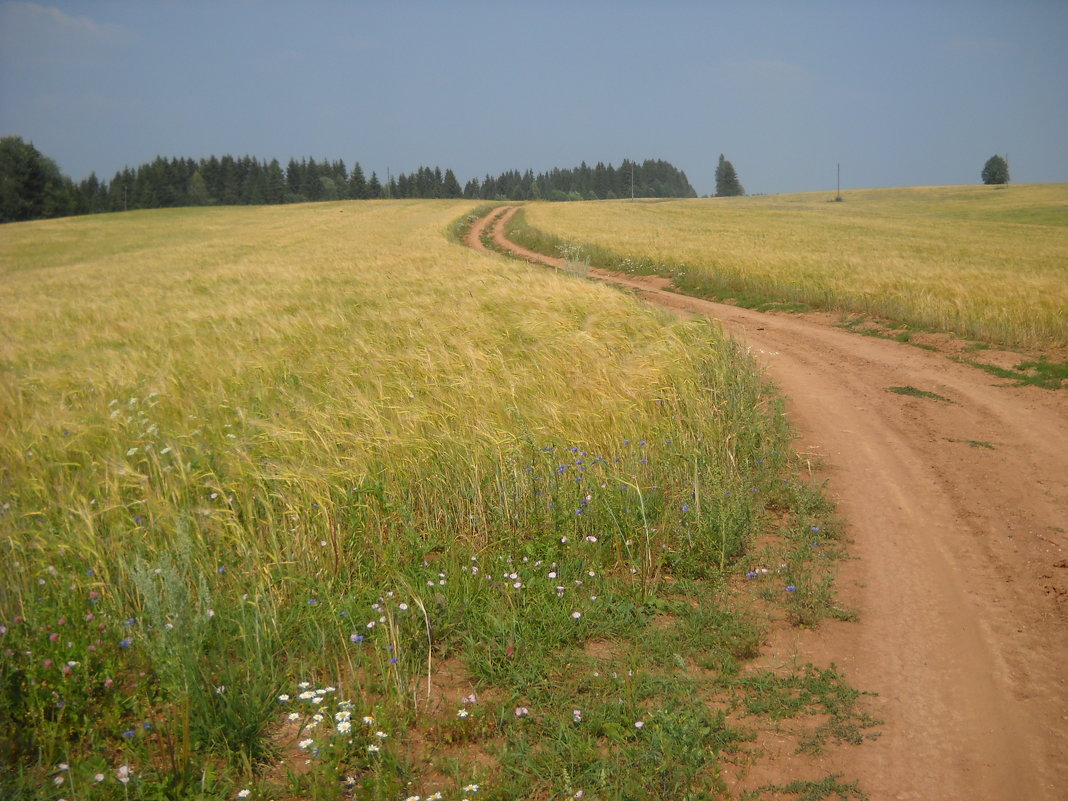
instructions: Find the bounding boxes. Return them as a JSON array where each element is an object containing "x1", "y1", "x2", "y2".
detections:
[
  {"x1": 785, "y1": 585, "x2": 797, "y2": 593},
  {"x1": 118, "y1": 639, "x2": 132, "y2": 648}
]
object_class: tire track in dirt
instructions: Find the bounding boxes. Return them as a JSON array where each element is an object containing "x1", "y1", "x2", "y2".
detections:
[{"x1": 465, "y1": 206, "x2": 1068, "y2": 800}]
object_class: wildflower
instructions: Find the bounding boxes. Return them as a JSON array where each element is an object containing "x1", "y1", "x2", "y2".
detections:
[
  {"x1": 785, "y1": 585, "x2": 797, "y2": 593},
  {"x1": 462, "y1": 692, "x2": 478, "y2": 705},
  {"x1": 457, "y1": 708, "x2": 470, "y2": 719},
  {"x1": 404, "y1": 796, "x2": 421, "y2": 801},
  {"x1": 366, "y1": 743, "x2": 380, "y2": 753},
  {"x1": 350, "y1": 633, "x2": 364, "y2": 643},
  {"x1": 335, "y1": 710, "x2": 351, "y2": 722},
  {"x1": 634, "y1": 720, "x2": 645, "y2": 729},
  {"x1": 572, "y1": 709, "x2": 583, "y2": 722},
  {"x1": 297, "y1": 681, "x2": 311, "y2": 689},
  {"x1": 206, "y1": 609, "x2": 215, "y2": 618},
  {"x1": 463, "y1": 784, "x2": 481, "y2": 793},
  {"x1": 398, "y1": 603, "x2": 408, "y2": 611},
  {"x1": 337, "y1": 720, "x2": 351, "y2": 734},
  {"x1": 122, "y1": 729, "x2": 135, "y2": 739},
  {"x1": 548, "y1": 571, "x2": 557, "y2": 579},
  {"x1": 287, "y1": 712, "x2": 300, "y2": 722},
  {"x1": 94, "y1": 773, "x2": 105, "y2": 782},
  {"x1": 277, "y1": 694, "x2": 290, "y2": 702},
  {"x1": 571, "y1": 611, "x2": 582, "y2": 619},
  {"x1": 514, "y1": 706, "x2": 529, "y2": 718},
  {"x1": 298, "y1": 738, "x2": 314, "y2": 749},
  {"x1": 116, "y1": 765, "x2": 131, "y2": 784},
  {"x1": 375, "y1": 730, "x2": 388, "y2": 739},
  {"x1": 298, "y1": 690, "x2": 315, "y2": 700},
  {"x1": 362, "y1": 715, "x2": 375, "y2": 725},
  {"x1": 585, "y1": 535, "x2": 597, "y2": 542},
  {"x1": 54, "y1": 775, "x2": 65, "y2": 785},
  {"x1": 118, "y1": 638, "x2": 132, "y2": 648},
  {"x1": 237, "y1": 791, "x2": 251, "y2": 799}
]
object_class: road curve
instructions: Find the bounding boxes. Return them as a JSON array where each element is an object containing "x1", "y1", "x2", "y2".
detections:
[{"x1": 466, "y1": 206, "x2": 1068, "y2": 800}]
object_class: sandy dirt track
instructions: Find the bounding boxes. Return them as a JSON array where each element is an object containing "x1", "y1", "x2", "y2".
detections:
[{"x1": 465, "y1": 206, "x2": 1068, "y2": 800}]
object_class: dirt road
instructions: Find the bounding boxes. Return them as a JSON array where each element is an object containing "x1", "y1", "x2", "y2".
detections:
[{"x1": 466, "y1": 207, "x2": 1068, "y2": 800}]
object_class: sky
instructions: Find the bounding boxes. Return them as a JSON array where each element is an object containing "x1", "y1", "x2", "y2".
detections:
[{"x1": 1, "y1": 0, "x2": 1066, "y2": 196}]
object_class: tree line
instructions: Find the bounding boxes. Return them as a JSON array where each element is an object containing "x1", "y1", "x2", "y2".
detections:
[{"x1": 1, "y1": 136, "x2": 697, "y2": 223}]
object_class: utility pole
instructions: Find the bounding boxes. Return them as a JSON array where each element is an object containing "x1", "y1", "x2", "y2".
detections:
[
  {"x1": 835, "y1": 163, "x2": 842, "y2": 202},
  {"x1": 631, "y1": 161, "x2": 634, "y2": 200}
]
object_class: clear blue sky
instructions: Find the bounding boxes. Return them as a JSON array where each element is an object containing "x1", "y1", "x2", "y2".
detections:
[{"x1": 2, "y1": 0, "x2": 1065, "y2": 196}]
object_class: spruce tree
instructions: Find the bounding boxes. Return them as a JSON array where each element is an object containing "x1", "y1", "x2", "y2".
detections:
[
  {"x1": 349, "y1": 163, "x2": 367, "y2": 199},
  {"x1": 715, "y1": 154, "x2": 744, "y2": 197}
]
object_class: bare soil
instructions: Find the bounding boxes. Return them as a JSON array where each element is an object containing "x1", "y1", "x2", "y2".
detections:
[{"x1": 466, "y1": 207, "x2": 1068, "y2": 800}]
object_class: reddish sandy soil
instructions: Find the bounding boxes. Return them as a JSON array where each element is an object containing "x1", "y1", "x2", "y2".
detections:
[{"x1": 466, "y1": 207, "x2": 1068, "y2": 800}]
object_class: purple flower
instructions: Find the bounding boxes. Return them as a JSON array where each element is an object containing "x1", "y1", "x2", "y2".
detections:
[
  {"x1": 118, "y1": 638, "x2": 132, "y2": 648},
  {"x1": 350, "y1": 633, "x2": 364, "y2": 643},
  {"x1": 785, "y1": 585, "x2": 797, "y2": 593}
]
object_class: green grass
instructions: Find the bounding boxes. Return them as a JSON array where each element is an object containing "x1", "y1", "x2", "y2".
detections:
[
  {"x1": 887, "y1": 386, "x2": 953, "y2": 403},
  {"x1": 0, "y1": 202, "x2": 869, "y2": 799},
  {"x1": 960, "y1": 356, "x2": 1068, "y2": 389}
]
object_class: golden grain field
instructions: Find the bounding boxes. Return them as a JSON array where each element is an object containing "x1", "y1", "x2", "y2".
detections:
[{"x1": 521, "y1": 184, "x2": 1068, "y2": 348}]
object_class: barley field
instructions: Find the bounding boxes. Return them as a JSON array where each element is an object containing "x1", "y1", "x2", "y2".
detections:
[
  {"x1": 518, "y1": 184, "x2": 1068, "y2": 349},
  {"x1": 0, "y1": 202, "x2": 844, "y2": 799}
]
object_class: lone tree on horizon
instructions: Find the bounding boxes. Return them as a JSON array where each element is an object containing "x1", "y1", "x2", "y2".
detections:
[
  {"x1": 715, "y1": 154, "x2": 745, "y2": 197},
  {"x1": 981, "y1": 154, "x2": 1009, "y2": 185}
]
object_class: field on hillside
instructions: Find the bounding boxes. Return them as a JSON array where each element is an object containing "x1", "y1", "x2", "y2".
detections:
[
  {"x1": 0, "y1": 202, "x2": 850, "y2": 800},
  {"x1": 516, "y1": 184, "x2": 1068, "y2": 349}
]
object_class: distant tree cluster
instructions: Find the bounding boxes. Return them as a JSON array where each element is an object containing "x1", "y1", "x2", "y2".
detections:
[
  {"x1": 460, "y1": 159, "x2": 697, "y2": 201},
  {"x1": 0, "y1": 136, "x2": 85, "y2": 222},
  {"x1": 0, "y1": 138, "x2": 698, "y2": 223}
]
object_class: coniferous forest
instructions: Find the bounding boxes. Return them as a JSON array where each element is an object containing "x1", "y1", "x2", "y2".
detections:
[{"x1": 0, "y1": 136, "x2": 696, "y2": 223}]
